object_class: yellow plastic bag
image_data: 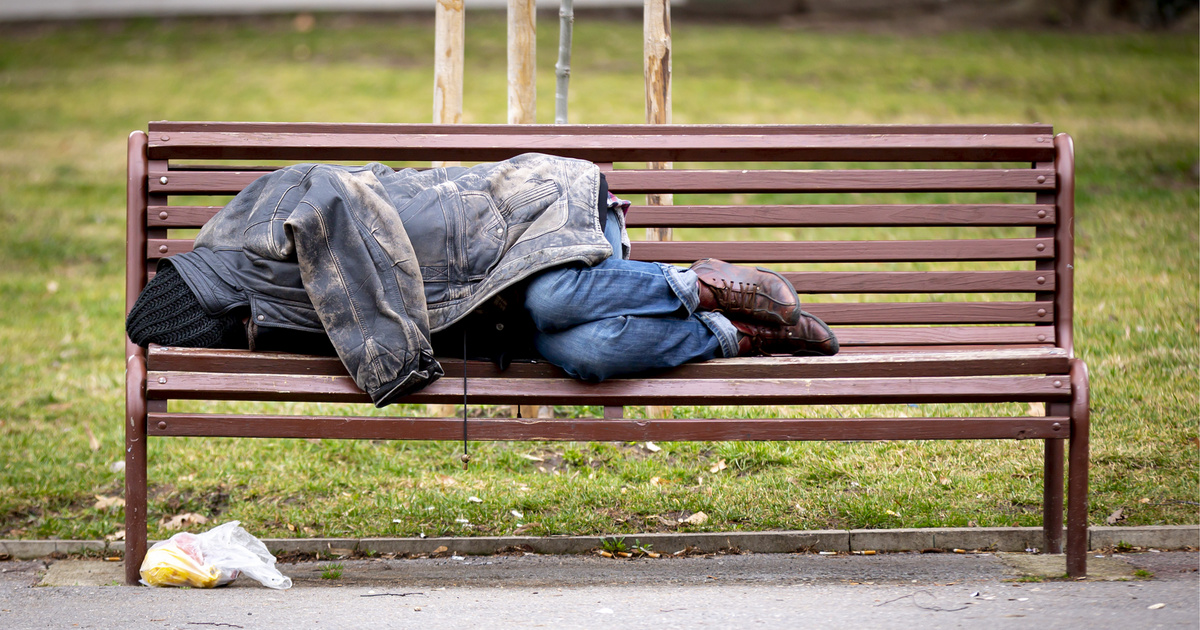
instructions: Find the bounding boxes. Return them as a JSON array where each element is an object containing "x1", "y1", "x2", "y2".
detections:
[
  {"x1": 139, "y1": 534, "x2": 227, "y2": 588},
  {"x1": 139, "y1": 521, "x2": 291, "y2": 589}
]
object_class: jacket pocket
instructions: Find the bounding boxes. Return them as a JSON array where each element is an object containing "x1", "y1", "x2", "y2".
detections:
[
  {"x1": 458, "y1": 190, "x2": 506, "y2": 278},
  {"x1": 499, "y1": 179, "x2": 560, "y2": 222}
]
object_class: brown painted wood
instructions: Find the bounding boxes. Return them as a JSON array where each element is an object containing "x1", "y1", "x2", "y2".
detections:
[
  {"x1": 151, "y1": 237, "x2": 1055, "y2": 263},
  {"x1": 802, "y1": 301, "x2": 1054, "y2": 325},
  {"x1": 147, "y1": 131, "x2": 1055, "y2": 163},
  {"x1": 784, "y1": 271, "x2": 1055, "y2": 293},
  {"x1": 629, "y1": 239, "x2": 1053, "y2": 263},
  {"x1": 147, "y1": 168, "x2": 1056, "y2": 195},
  {"x1": 834, "y1": 326, "x2": 1055, "y2": 346},
  {"x1": 149, "y1": 121, "x2": 1054, "y2": 135},
  {"x1": 626, "y1": 204, "x2": 1057, "y2": 227},
  {"x1": 146, "y1": 205, "x2": 222, "y2": 228},
  {"x1": 148, "y1": 346, "x2": 1070, "y2": 379},
  {"x1": 151, "y1": 203, "x2": 1057, "y2": 230},
  {"x1": 147, "y1": 412, "x2": 1069, "y2": 441},
  {"x1": 147, "y1": 373, "x2": 1073, "y2": 405}
]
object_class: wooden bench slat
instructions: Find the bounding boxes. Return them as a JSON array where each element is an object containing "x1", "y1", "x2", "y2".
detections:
[
  {"x1": 142, "y1": 267, "x2": 1052, "y2": 295},
  {"x1": 625, "y1": 204, "x2": 1057, "y2": 227},
  {"x1": 149, "y1": 122, "x2": 1055, "y2": 136},
  {"x1": 147, "y1": 347, "x2": 1070, "y2": 379},
  {"x1": 785, "y1": 271, "x2": 1054, "y2": 293},
  {"x1": 147, "y1": 168, "x2": 1056, "y2": 195},
  {"x1": 805, "y1": 302, "x2": 1053, "y2": 324},
  {"x1": 150, "y1": 237, "x2": 1054, "y2": 263},
  {"x1": 149, "y1": 203, "x2": 1057, "y2": 229},
  {"x1": 630, "y1": 239, "x2": 1053, "y2": 263},
  {"x1": 148, "y1": 131, "x2": 1055, "y2": 163},
  {"x1": 147, "y1": 412, "x2": 1069, "y2": 441},
  {"x1": 147, "y1": 373, "x2": 1072, "y2": 405},
  {"x1": 835, "y1": 326, "x2": 1054, "y2": 345}
]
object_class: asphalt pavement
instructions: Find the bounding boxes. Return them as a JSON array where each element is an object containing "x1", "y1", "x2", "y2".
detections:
[{"x1": 3, "y1": 550, "x2": 1197, "y2": 629}]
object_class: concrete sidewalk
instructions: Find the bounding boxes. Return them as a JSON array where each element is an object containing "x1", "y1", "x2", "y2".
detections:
[{"x1": 4, "y1": 550, "x2": 1197, "y2": 629}]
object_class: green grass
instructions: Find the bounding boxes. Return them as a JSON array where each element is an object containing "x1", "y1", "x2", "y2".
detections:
[
  {"x1": 319, "y1": 562, "x2": 343, "y2": 580},
  {"x1": 0, "y1": 15, "x2": 1196, "y2": 542}
]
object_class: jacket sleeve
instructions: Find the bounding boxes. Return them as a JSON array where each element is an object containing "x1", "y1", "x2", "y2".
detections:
[{"x1": 282, "y1": 165, "x2": 443, "y2": 406}]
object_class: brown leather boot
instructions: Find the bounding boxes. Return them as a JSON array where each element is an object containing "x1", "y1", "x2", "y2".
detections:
[
  {"x1": 732, "y1": 313, "x2": 839, "y2": 357},
  {"x1": 691, "y1": 258, "x2": 800, "y2": 326}
]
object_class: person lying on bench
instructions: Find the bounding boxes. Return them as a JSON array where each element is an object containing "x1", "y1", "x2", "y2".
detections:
[{"x1": 126, "y1": 154, "x2": 837, "y2": 406}]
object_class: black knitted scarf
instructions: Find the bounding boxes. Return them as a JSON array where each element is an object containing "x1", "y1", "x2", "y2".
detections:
[{"x1": 125, "y1": 262, "x2": 241, "y2": 348}]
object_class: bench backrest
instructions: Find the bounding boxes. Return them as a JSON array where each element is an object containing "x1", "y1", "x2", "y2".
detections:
[{"x1": 127, "y1": 123, "x2": 1075, "y2": 357}]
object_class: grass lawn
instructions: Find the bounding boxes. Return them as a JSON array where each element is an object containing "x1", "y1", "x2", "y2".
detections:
[{"x1": 0, "y1": 14, "x2": 1196, "y2": 543}]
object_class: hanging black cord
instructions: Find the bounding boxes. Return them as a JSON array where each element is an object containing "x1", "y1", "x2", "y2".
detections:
[{"x1": 460, "y1": 327, "x2": 471, "y2": 469}]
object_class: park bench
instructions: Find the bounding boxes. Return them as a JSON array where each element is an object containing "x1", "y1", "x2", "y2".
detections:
[{"x1": 124, "y1": 122, "x2": 1090, "y2": 584}]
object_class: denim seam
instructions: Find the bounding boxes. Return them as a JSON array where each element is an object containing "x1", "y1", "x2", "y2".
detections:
[
  {"x1": 695, "y1": 311, "x2": 739, "y2": 358},
  {"x1": 658, "y1": 264, "x2": 700, "y2": 314}
]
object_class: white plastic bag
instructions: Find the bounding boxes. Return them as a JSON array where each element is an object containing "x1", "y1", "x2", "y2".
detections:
[{"x1": 139, "y1": 521, "x2": 292, "y2": 589}]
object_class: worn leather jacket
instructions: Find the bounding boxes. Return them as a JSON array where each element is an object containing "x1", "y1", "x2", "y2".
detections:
[{"x1": 165, "y1": 153, "x2": 617, "y2": 407}]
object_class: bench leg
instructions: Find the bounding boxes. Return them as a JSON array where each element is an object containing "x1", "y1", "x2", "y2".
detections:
[
  {"x1": 124, "y1": 349, "x2": 148, "y2": 586},
  {"x1": 1065, "y1": 359, "x2": 1091, "y2": 578},
  {"x1": 1042, "y1": 436, "x2": 1064, "y2": 554}
]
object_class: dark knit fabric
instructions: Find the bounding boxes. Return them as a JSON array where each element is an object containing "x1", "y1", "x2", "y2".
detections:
[{"x1": 126, "y1": 262, "x2": 241, "y2": 348}]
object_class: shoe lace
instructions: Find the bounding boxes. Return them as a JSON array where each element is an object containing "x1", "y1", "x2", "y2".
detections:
[{"x1": 715, "y1": 279, "x2": 760, "y2": 313}]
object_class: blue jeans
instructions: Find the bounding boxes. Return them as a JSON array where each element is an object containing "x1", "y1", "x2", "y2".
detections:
[{"x1": 524, "y1": 209, "x2": 739, "y2": 380}]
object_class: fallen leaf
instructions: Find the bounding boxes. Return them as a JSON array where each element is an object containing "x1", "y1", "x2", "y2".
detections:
[
  {"x1": 650, "y1": 477, "x2": 661, "y2": 486},
  {"x1": 1106, "y1": 508, "x2": 1126, "y2": 525},
  {"x1": 513, "y1": 522, "x2": 541, "y2": 535},
  {"x1": 1139, "y1": 497, "x2": 1151, "y2": 504},
  {"x1": 467, "y1": 496, "x2": 482, "y2": 503},
  {"x1": 1026, "y1": 402, "x2": 1046, "y2": 416},
  {"x1": 160, "y1": 512, "x2": 208, "y2": 530},
  {"x1": 521, "y1": 454, "x2": 544, "y2": 462},
  {"x1": 287, "y1": 523, "x2": 296, "y2": 532},
  {"x1": 510, "y1": 510, "x2": 524, "y2": 519},
  {"x1": 431, "y1": 545, "x2": 449, "y2": 556},
  {"x1": 93, "y1": 495, "x2": 124, "y2": 510},
  {"x1": 437, "y1": 475, "x2": 458, "y2": 486},
  {"x1": 105, "y1": 530, "x2": 125, "y2": 542},
  {"x1": 82, "y1": 422, "x2": 100, "y2": 451},
  {"x1": 709, "y1": 459, "x2": 727, "y2": 473},
  {"x1": 643, "y1": 441, "x2": 661, "y2": 453},
  {"x1": 886, "y1": 509, "x2": 900, "y2": 517},
  {"x1": 657, "y1": 516, "x2": 679, "y2": 527},
  {"x1": 109, "y1": 461, "x2": 125, "y2": 473},
  {"x1": 683, "y1": 511, "x2": 708, "y2": 526}
]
